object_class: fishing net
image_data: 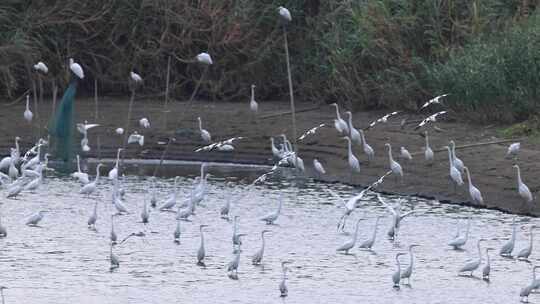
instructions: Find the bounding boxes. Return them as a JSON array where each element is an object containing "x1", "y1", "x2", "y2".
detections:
[{"x1": 49, "y1": 79, "x2": 77, "y2": 163}]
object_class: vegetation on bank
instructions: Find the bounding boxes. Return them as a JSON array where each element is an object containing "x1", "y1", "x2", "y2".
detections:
[{"x1": 0, "y1": 0, "x2": 539, "y2": 122}]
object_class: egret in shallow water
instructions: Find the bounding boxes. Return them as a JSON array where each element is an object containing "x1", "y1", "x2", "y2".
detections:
[
  {"x1": 463, "y1": 166, "x2": 484, "y2": 206},
  {"x1": 252, "y1": 230, "x2": 271, "y2": 265},
  {"x1": 197, "y1": 224, "x2": 209, "y2": 266},
  {"x1": 513, "y1": 165, "x2": 533, "y2": 205},
  {"x1": 0, "y1": 214, "x2": 7, "y2": 237},
  {"x1": 110, "y1": 214, "x2": 117, "y2": 244},
  {"x1": 279, "y1": 261, "x2": 292, "y2": 297},
  {"x1": 80, "y1": 164, "x2": 104, "y2": 197},
  {"x1": 220, "y1": 195, "x2": 231, "y2": 220},
  {"x1": 197, "y1": 117, "x2": 211, "y2": 143},
  {"x1": 261, "y1": 195, "x2": 283, "y2": 225},
  {"x1": 424, "y1": 131, "x2": 434, "y2": 164},
  {"x1": 392, "y1": 252, "x2": 406, "y2": 288},
  {"x1": 330, "y1": 103, "x2": 349, "y2": 135},
  {"x1": 23, "y1": 95, "x2": 33, "y2": 123},
  {"x1": 520, "y1": 266, "x2": 540, "y2": 302},
  {"x1": 358, "y1": 216, "x2": 381, "y2": 250},
  {"x1": 232, "y1": 215, "x2": 242, "y2": 251},
  {"x1": 149, "y1": 177, "x2": 158, "y2": 208},
  {"x1": 0, "y1": 286, "x2": 5, "y2": 304},
  {"x1": 108, "y1": 148, "x2": 123, "y2": 181},
  {"x1": 227, "y1": 234, "x2": 246, "y2": 276},
  {"x1": 158, "y1": 176, "x2": 179, "y2": 211},
  {"x1": 448, "y1": 217, "x2": 471, "y2": 249},
  {"x1": 500, "y1": 217, "x2": 517, "y2": 257},
  {"x1": 25, "y1": 210, "x2": 46, "y2": 226},
  {"x1": 401, "y1": 244, "x2": 420, "y2": 284},
  {"x1": 482, "y1": 248, "x2": 492, "y2": 280},
  {"x1": 173, "y1": 219, "x2": 181, "y2": 244},
  {"x1": 336, "y1": 218, "x2": 363, "y2": 254},
  {"x1": 140, "y1": 199, "x2": 149, "y2": 224},
  {"x1": 72, "y1": 155, "x2": 89, "y2": 184},
  {"x1": 87, "y1": 201, "x2": 98, "y2": 229},
  {"x1": 110, "y1": 243, "x2": 119, "y2": 270},
  {"x1": 516, "y1": 225, "x2": 536, "y2": 260},
  {"x1": 458, "y1": 238, "x2": 486, "y2": 276},
  {"x1": 449, "y1": 140, "x2": 464, "y2": 173},
  {"x1": 249, "y1": 84, "x2": 258, "y2": 113}
]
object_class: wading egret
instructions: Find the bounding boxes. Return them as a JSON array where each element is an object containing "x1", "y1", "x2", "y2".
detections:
[
  {"x1": 220, "y1": 195, "x2": 231, "y2": 220},
  {"x1": 400, "y1": 147, "x2": 412, "y2": 161},
  {"x1": 359, "y1": 130, "x2": 374, "y2": 161},
  {"x1": 25, "y1": 210, "x2": 46, "y2": 226},
  {"x1": 377, "y1": 195, "x2": 414, "y2": 241},
  {"x1": 80, "y1": 164, "x2": 104, "y2": 197},
  {"x1": 393, "y1": 253, "x2": 406, "y2": 287},
  {"x1": 173, "y1": 219, "x2": 181, "y2": 244},
  {"x1": 72, "y1": 155, "x2": 89, "y2": 184},
  {"x1": 345, "y1": 112, "x2": 361, "y2": 145},
  {"x1": 141, "y1": 199, "x2": 149, "y2": 224},
  {"x1": 252, "y1": 230, "x2": 271, "y2": 265},
  {"x1": 249, "y1": 84, "x2": 258, "y2": 113},
  {"x1": 227, "y1": 234, "x2": 246, "y2": 276},
  {"x1": 401, "y1": 244, "x2": 420, "y2": 284},
  {"x1": 458, "y1": 238, "x2": 486, "y2": 276},
  {"x1": 261, "y1": 195, "x2": 283, "y2": 225},
  {"x1": 463, "y1": 167, "x2": 484, "y2": 206},
  {"x1": 110, "y1": 214, "x2": 117, "y2": 244},
  {"x1": 513, "y1": 165, "x2": 533, "y2": 205},
  {"x1": 69, "y1": 58, "x2": 84, "y2": 79},
  {"x1": 313, "y1": 158, "x2": 326, "y2": 178},
  {"x1": 448, "y1": 217, "x2": 471, "y2": 249},
  {"x1": 279, "y1": 261, "x2": 291, "y2": 297},
  {"x1": 110, "y1": 243, "x2": 119, "y2": 270},
  {"x1": 197, "y1": 224, "x2": 209, "y2": 266},
  {"x1": 232, "y1": 215, "x2": 242, "y2": 251},
  {"x1": 344, "y1": 137, "x2": 360, "y2": 180},
  {"x1": 197, "y1": 117, "x2": 212, "y2": 143},
  {"x1": 516, "y1": 225, "x2": 537, "y2": 260},
  {"x1": 449, "y1": 140, "x2": 464, "y2": 173},
  {"x1": 336, "y1": 218, "x2": 363, "y2": 254},
  {"x1": 159, "y1": 177, "x2": 180, "y2": 210},
  {"x1": 0, "y1": 215, "x2": 6, "y2": 237},
  {"x1": 330, "y1": 103, "x2": 349, "y2": 135},
  {"x1": 500, "y1": 217, "x2": 517, "y2": 257},
  {"x1": 88, "y1": 201, "x2": 98, "y2": 229},
  {"x1": 482, "y1": 248, "x2": 492, "y2": 280},
  {"x1": 108, "y1": 149, "x2": 123, "y2": 180},
  {"x1": 424, "y1": 131, "x2": 434, "y2": 164},
  {"x1": 445, "y1": 146, "x2": 463, "y2": 192},
  {"x1": 506, "y1": 142, "x2": 520, "y2": 160},
  {"x1": 270, "y1": 138, "x2": 284, "y2": 159},
  {"x1": 358, "y1": 216, "x2": 381, "y2": 250},
  {"x1": 521, "y1": 266, "x2": 540, "y2": 302},
  {"x1": 149, "y1": 177, "x2": 158, "y2": 208},
  {"x1": 385, "y1": 143, "x2": 403, "y2": 184},
  {"x1": 24, "y1": 95, "x2": 33, "y2": 123}
]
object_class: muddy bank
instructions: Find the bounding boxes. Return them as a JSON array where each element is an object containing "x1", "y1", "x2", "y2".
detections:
[{"x1": 0, "y1": 96, "x2": 538, "y2": 216}]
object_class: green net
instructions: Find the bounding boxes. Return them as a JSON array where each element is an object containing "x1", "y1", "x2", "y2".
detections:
[{"x1": 49, "y1": 79, "x2": 78, "y2": 163}]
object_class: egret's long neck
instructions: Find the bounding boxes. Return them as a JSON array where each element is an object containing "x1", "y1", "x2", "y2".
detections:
[
  {"x1": 277, "y1": 198, "x2": 283, "y2": 214},
  {"x1": 347, "y1": 114, "x2": 353, "y2": 129},
  {"x1": 485, "y1": 249, "x2": 490, "y2": 264},
  {"x1": 396, "y1": 256, "x2": 401, "y2": 272},
  {"x1": 446, "y1": 148, "x2": 453, "y2": 167},
  {"x1": 250, "y1": 86, "x2": 255, "y2": 101},
  {"x1": 15, "y1": 138, "x2": 19, "y2": 153},
  {"x1": 233, "y1": 219, "x2": 238, "y2": 234},
  {"x1": 261, "y1": 233, "x2": 266, "y2": 250},
  {"x1": 347, "y1": 140, "x2": 352, "y2": 156},
  {"x1": 516, "y1": 166, "x2": 522, "y2": 185},
  {"x1": 94, "y1": 201, "x2": 98, "y2": 213},
  {"x1": 466, "y1": 169, "x2": 472, "y2": 188},
  {"x1": 26, "y1": 96, "x2": 30, "y2": 110},
  {"x1": 200, "y1": 229, "x2": 205, "y2": 245},
  {"x1": 511, "y1": 221, "x2": 517, "y2": 241},
  {"x1": 359, "y1": 130, "x2": 366, "y2": 145},
  {"x1": 115, "y1": 150, "x2": 121, "y2": 167},
  {"x1": 77, "y1": 156, "x2": 82, "y2": 172},
  {"x1": 425, "y1": 134, "x2": 429, "y2": 148},
  {"x1": 387, "y1": 146, "x2": 393, "y2": 162},
  {"x1": 465, "y1": 220, "x2": 471, "y2": 239},
  {"x1": 334, "y1": 105, "x2": 341, "y2": 119},
  {"x1": 95, "y1": 166, "x2": 101, "y2": 183},
  {"x1": 198, "y1": 119, "x2": 203, "y2": 131}
]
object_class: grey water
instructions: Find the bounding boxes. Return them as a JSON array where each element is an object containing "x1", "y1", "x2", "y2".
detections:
[{"x1": 0, "y1": 164, "x2": 537, "y2": 303}]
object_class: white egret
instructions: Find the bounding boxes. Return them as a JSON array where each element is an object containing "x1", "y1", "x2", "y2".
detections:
[
  {"x1": 173, "y1": 219, "x2": 181, "y2": 244},
  {"x1": 112, "y1": 184, "x2": 130, "y2": 214},
  {"x1": 72, "y1": 155, "x2": 89, "y2": 184},
  {"x1": 139, "y1": 117, "x2": 150, "y2": 128},
  {"x1": 69, "y1": 58, "x2": 84, "y2": 79},
  {"x1": 80, "y1": 164, "x2": 104, "y2": 197},
  {"x1": 110, "y1": 243, "x2": 119, "y2": 270},
  {"x1": 23, "y1": 95, "x2": 33, "y2": 122},
  {"x1": 513, "y1": 165, "x2": 533, "y2": 204},
  {"x1": 400, "y1": 147, "x2": 412, "y2": 161},
  {"x1": 176, "y1": 200, "x2": 193, "y2": 221},
  {"x1": 249, "y1": 84, "x2": 258, "y2": 113},
  {"x1": 336, "y1": 218, "x2": 363, "y2": 254},
  {"x1": 110, "y1": 214, "x2": 117, "y2": 244},
  {"x1": 196, "y1": 52, "x2": 213, "y2": 65},
  {"x1": 278, "y1": 6, "x2": 292, "y2": 22},
  {"x1": 313, "y1": 158, "x2": 326, "y2": 178},
  {"x1": 130, "y1": 71, "x2": 143, "y2": 83},
  {"x1": 521, "y1": 266, "x2": 540, "y2": 302},
  {"x1": 8, "y1": 156, "x2": 18, "y2": 180},
  {"x1": 531, "y1": 265, "x2": 540, "y2": 292},
  {"x1": 326, "y1": 188, "x2": 370, "y2": 232},
  {"x1": 448, "y1": 217, "x2": 471, "y2": 249},
  {"x1": 197, "y1": 117, "x2": 212, "y2": 143},
  {"x1": 344, "y1": 137, "x2": 360, "y2": 180},
  {"x1": 345, "y1": 111, "x2": 361, "y2": 145},
  {"x1": 358, "y1": 216, "x2": 381, "y2": 250},
  {"x1": 158, "y1": 177, "x2": 180, "y2": 210},
  {"x1": 358, "y1": 130, "x2": 374, "y2": 161},
  {"x1": 108, "y1": 148, "x2": 123, "y2": 180},
  {"x1": 227, "y1": 234, "x2": 246, "y2": 276},
  {"x1": 445, "y1": 146, "x2": 464, "y2": 192},
  {"x1": 414, "y1": 110, "x2": 447, "y2": 130},
  {"x1": 401, "y1": 244, "x2": 420, "y2": 284},
  {"x1": 482, "y1": 248, "x2": 492, "y2": 280},
  {"x1": 279, "y1": 261, "x2": 291, "y2": 297},
  {"x1": 420, "y1": 93, "x2": 449, "y2": 109},
  {"x1": 33, "y1": 61, "x2": 48, "y2": 74},
  {"x1": 6, "y1": 179, "x2": 24, "y2": 198},
  {"x1": 424, "y1": 131, "x2": 434, "y2": 164},
  {"x1": 232, "y1": 215, "x2": 242, "y2": 250},
  {"x1": 76, "y1": 121, "x2": 99, "y2": 152},
  {"x1": 516, "y1": 225, "x2": 536, "y2": 260},
  {"x1": 261, "y1": 195, "x2": 283, "y2": 225},
  {"x1": 377, "y1": 195, "x2": 414, "y2": 240},
  {"x1": 385, "y1": 143, "x2": 403, "y2": 184},
  {"x1": 458, "y1": 238, "x2": 486, "y2": 276},
  {"x1": 330, "y1": 103, "x2": 349, "y2": 135},
  {"x1": 252, "y1": 230, "x2": 271, "y2": 265},
  {"x1": 392, "y1": 253, "x2": 406, "y2": 287},
  {"x1": 500, "y1": 217, "x2": 517, "y2": 257},
  {"x1": 449, "y1": 140, "x2": 464, "y2": 173},
  {"x1": 23, "y1": 164, "x2": 45, "y2": 191},
  {"x1": 115, "y1": 128, "x2": 124, "y2": 135},
  {"x1": 25, "y1": 211, "x2": 46, "y2": 226},
  {"x1": 87, "y1": 201, "x2": 98, "y2": 229},
  {"x1": 506, "y1": 142, "x2": 520, "y2": 159},
  {"x1": 127, "y1": 132, "x2": 144, "y2": 146},
  {"x1": 197, "y1": 224, "x2": 209, "y2": 266},
  {"x1": 463, "y1": 166, "x2": 484, "y2": 206}
]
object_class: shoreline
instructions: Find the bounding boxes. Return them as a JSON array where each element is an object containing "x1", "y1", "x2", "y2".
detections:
[{"x1": 1, "y1": 97, "x2": 538, "y2": 216}]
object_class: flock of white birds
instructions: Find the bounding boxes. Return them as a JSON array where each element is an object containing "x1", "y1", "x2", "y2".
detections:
[{"x1": 0, "y1": 5, "x2": 537, "y2": 303}]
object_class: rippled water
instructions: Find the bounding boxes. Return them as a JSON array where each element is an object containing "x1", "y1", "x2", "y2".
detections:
[{"x1": 0, "y1": 164, "x2": 537, "y2": 303}]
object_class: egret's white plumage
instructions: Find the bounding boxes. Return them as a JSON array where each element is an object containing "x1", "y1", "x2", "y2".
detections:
[
  {"x1": 385, "y1": 143, "x2": 403, "y2": 182},
  {"x1": 108, "y1": 149, "x2": 123, "y2": 181},
  {"x1": 130, "y1": 71, "x2": 143, "y2": 83},
  {"x1": 464, "y1": 166, "x2": 484, "y2": 205},
  {"x1": 345, "y1": 112, "x2": 361, "y2": 145},
  {"x1": 72, "y1": 155, "x2": 89, "y2": 184},
  {"x1": 23, "y1": 95, "x2": 33, "y2": 123},
  {"x1": 197, "y1": 224, "x2": 209, "y2": 266},
  {"x1": 313, "y1": 158, "x2": 326, "y2": 176},
  {"x1": 358, "y1": 216, "x2": 381, "y2": 250},
  {"x1": 330, "y1": 103, "x2": 349, "y2": 135},
  {"x1": 506, "y1": 142, "x2": 520, "y2": 159},
  {"x1": 196, "y1": 52, "x2": 213, "y2": 65},
  {"x1": 445, "y1": 146, "x2": 463, "y2": 190},
  {"x1": 249, "y1": 84, "x2": 258, "y2": 113},
  {"x1": 500, "y1": 217, "x2": 517, "y2": 257},
  {"x1": 516, "y1": 225, "x2": 536, "y2": 260},
  {"x1": 448, "y1": 217, "x2": 471, "y2": 249},
  {"x1": 424, "y1": 131, "x2": 434, "y2": 164},
  {"x1": 197, "y1": 117, "x2": 212, "y2": 143},
  {"x1": 252, "y1": 230, "x2": 270, "y2": 265},
  {"x1": 392, "y1": 253, "x2": 406, "y2": 287},
  {"x1": 69, "y1": 58, "x2": 84, "y2": 79},
  {"x1": 400, "y1": 146, "x2": 412, "y2": 161},
  {"x1": 261, "y1": 195, "x2": 283, "y2": 225},
  {"x1": 450, "y1": 140, "x2": 464, "y2": 173},
  {"x1": 458, "y1": 238, "x2": 485, "y2": 276},
  {"x1": 33, "y1": 61, "x2": 48, "y2": 74},
  {"x1": 401, "y1": 244, "x2": 420, "y2": 283},
  {"x1": 139, "y1": 117, "x2": 150, "y2": 128},
  {"x1": 514, "y1": 165, "x2": 533, "y2": 204},
  {"x1": 80, "y1": 164, "x2": 104, "y2": 196},
  {"x1": 359, "y1": 130, "x2": 374, "y2": 161},
  {"x1": 344, "y1": 137, "x2": 360, "y2": 174},
  {"x1": 336, "y1": 218, "x2": 363, "y2": 254},
  {"x1": 278, "y1": 6, "x2": 292, "y2": 22},
  {"x1": 25, "y1": 211, "x2": 46, "y2": 226}
]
